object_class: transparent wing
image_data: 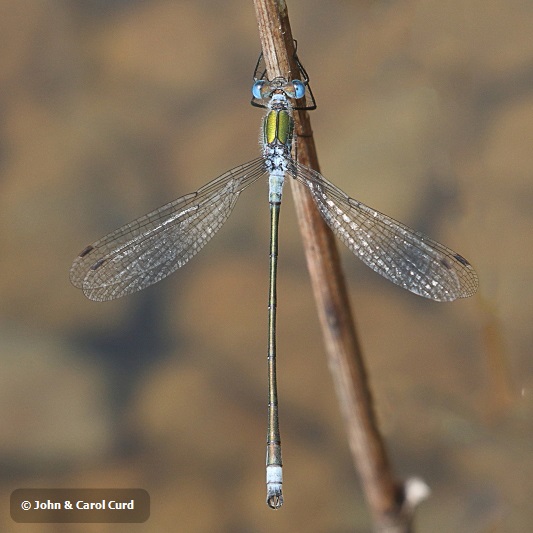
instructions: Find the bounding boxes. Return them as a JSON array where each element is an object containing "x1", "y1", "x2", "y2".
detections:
[
  {"x1": 290, "y1": 162, "x2": 478, "y2": 301},
  {"x1": 71, "y1": 157, "x2": 266, "y2": 301}
]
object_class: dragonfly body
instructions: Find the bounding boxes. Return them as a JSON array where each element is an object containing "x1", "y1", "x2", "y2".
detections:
[
  {"x1": 262, "y1": 89, "x2": 297, "y2": 204},
  {"x1": 257, "y1": 84, "x2": 302, "y2": 508},
  {"x1": 71, "y1": 51, "x2": 478, "y2": 509}
]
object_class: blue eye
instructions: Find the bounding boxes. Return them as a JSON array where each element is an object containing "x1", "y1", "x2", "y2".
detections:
[
  {"x1": 252, "y1": 81, "x2": 265, "y2": 99},
  {"x1": 292, "y1": 80, "x2": 306, "y2": 99}
]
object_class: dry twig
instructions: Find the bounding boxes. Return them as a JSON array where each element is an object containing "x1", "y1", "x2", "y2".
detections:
[{"x1": 252, "y1": 1, "x2": 419, "y2": 530}]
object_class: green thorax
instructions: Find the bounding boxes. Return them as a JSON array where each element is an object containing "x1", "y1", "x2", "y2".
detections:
[{"x1": 263, "y1": 109, "x2": 293, "y2": 148}]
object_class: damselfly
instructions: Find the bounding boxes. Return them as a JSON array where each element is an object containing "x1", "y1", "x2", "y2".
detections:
[{"x1": 71, "y1": 49, "x2": 478, "y2": 509}]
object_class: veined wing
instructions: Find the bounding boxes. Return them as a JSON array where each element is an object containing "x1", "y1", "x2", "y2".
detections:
[
  {"x1": 71, "y1": 157, "x2": 266, "y2": 301},
  {"x1": 290, "y1": 161, "x2": 478, "y2": 302}
]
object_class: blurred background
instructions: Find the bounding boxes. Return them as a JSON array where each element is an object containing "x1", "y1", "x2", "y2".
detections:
[{"x1": 0, "y1": 0, "x2": 531, "y2": 531}]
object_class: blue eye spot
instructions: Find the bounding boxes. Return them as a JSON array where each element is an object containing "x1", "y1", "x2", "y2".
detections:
[
  {"x1": 292, "y1": 80, "x2": 306, "y2": 99},
  {"x1": 252, "y1": 81, "x2": 265, "y2": 99}
]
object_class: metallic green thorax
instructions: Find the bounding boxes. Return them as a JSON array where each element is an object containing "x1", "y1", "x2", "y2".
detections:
[{"x1": 264, "y1": 110, "x2": 293, "y2": 148}]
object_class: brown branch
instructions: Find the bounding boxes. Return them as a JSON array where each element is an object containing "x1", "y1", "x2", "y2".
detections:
[{"x1": 252, "y1": 1, "x2": 416, "y2": 530}]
